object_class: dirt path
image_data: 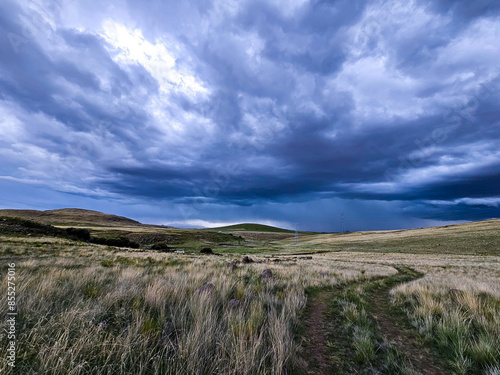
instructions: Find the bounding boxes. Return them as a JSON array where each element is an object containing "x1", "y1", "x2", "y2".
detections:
[
  {"x1": 368, "y1": 270, "x2": 447, "y2": 375},
  {"x1": 301, "y1": 290, "x2": 333, "y2": 374},
  {"x1": 298, "y1": 287, "x2": 354, "y2": 375},
  {"x1": 298, "y1": 268, "x2": 448, "y2": 375}
]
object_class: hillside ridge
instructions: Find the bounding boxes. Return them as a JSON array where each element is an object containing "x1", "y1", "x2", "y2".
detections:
[
  {"x1": 203, "y1": 222, "x2": 296, "y2": 233},
  {"x1": 0, "y1": 208, "x2": 142, "y2": 227}
]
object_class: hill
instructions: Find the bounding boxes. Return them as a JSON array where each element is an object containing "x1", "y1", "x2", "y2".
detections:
[
  {"x1": 203, "y1": 223, "x2": 296, "y2": 233},
  {"x1": 0, "y1": 208, "x2": 142, "y2": 227},
  {"x1": 0, "y1": 208, "x2": 243, "y2": 249},
  {"x1": 277, "y1": 218, "x2": 500, "y2": 255}
]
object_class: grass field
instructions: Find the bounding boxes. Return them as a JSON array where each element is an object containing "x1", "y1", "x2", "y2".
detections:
[
  {"x1": 277, "y1": 219, "x2": 500, "y2": 255},
  {"x1": 0, "y1": 211, "x2": 498, "y2": 374}
]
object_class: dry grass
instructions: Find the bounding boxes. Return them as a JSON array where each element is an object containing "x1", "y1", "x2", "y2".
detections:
[
  {"x1": 0, "y1": 236, "x2": 394, "y2": 374},
  {"x1": 313, "y1": 251, "x2": 500, "y2": 374},
  {"x1": 392, "y1": 267, "x2": 500, "y2": 374},
  {"x1": 1, "y1": 218, "x2": 499, "y2": 374},
  {"x1": 277, "y1": 219, "x2": 500, "y2": 255}
]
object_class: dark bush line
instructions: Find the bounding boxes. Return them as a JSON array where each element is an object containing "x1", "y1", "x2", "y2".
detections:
[
  {"x1": 65, "y1": 228, "x2": 140, "y2": 248},
  {"x1": 0, "y1": 216, "x2": 68, "y2": 237},
  {"x1": 89, "y1": 236, "x2": 140, "y2": 249},
  {"x1": 65, "y1": 227, "x2": 91, "y2": 241},
  {"x1": 150, "y1": 242, "x2": 171, "y2": 251},
  {"x1": 0, "y1": 217, "x2": 140, "y2": 249}
]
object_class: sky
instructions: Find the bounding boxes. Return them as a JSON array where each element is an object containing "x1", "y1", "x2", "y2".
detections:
[{"x1": 0, "y1": 0, "x2": 499, "y2": 231}]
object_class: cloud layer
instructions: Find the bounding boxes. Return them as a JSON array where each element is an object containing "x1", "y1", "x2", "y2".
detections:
[{"x1": 0, "y1": 0, "x2": 499, "y2": 230}]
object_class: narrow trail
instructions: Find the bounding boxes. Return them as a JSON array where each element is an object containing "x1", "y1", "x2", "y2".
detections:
[
  {"x1": 300, "y1": 290, "x2": 334, "y2": 374},
  {"x1": 298, "y1": 267, "x2": 448, "y2": 375},
  {"x1": 368, "y1": 269, "x2": 448, "y2": 375},
  {"x1": 298, "y1": 288, "x2": 349, "y2": 374}
]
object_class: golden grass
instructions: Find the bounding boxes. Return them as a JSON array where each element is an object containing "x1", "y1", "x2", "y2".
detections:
[
  {"x1": 1, "y1": 221, "x2": 499, "y2": 374},
  {"x1": 390, "y1": 256, "x2": 500, "y2": 374},
  {"x1": 0, "y1": 237, "x2": 395, "y2": 374},
  {"x1": 277, "y1": 219, "x2": 500, "y2": 255}
]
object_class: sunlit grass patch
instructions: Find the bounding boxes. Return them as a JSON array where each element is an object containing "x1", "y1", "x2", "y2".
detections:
[{"x1": 393, "y1": 273, "x2": 500, "y2": 374}]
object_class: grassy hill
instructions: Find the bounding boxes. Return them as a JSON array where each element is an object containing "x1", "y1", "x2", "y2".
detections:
[
  {"x1": 204, "y1": 223, "x2": 296, "y2": 233},
  {"x1": 276, "y1": 218, "x2": 500, "y2": 255},
  {"x1": 0, "y1": 208, "x2": 143, "y2": 227},
  {"x1": 2, "y1": 208, "x2": 497, "y2": 255},
  {"x1": 0, "y1": 208, "x2": 244, "y2": 250}
]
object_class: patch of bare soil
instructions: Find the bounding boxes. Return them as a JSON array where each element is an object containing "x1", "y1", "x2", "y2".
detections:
[
  {"x1": 297, "y1": 289, "x2": 347, "y2": 375},
  {"x1": 297, "y1": 290, "x2": 340, "y2": 375},
  {"x1": 369, "y1": 271, "x2": 447, "y2": 375},
  {"x1": 299, "y1": 290, "x2": 331, "y2": 374}
]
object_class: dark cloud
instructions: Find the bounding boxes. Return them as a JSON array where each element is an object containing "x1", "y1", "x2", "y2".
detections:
[{"x1": 0, "y1": 0, "x2": 499, "y2": 229}]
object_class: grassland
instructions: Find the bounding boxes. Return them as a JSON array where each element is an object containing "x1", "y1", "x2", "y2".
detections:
[
  {"x1": 1, "y1": 210, "x2": 246, "y2": 251},
  {"x1": 0, "y1": 235, "x2": 394, "y2": 374},
  {"x1": 0, "y1": 211, "x2": 498, "y2": 374},
  {"x1": 276, "y1": 219, "x2": 500, "y2": 255}
]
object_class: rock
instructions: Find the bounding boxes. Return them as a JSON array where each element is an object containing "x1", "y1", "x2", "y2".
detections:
[
  {"x1": 273, "y1": 258, "x2": 282, "y2": 262},
  {"x1": 228, "y1": 299, "x2": 241, "y2": 309},
  {"x1": 319, "y1": 271, "x2": 329, "y2": 276},
  {"x1": 261, "y1": 269, "x2": 273, "y2": 279},
  {"x1": 229, "y1": 260, "x2": 238, "y2": 270},
  {"x1": 200, "y1": 247, "x2": 213, "y2": 254},
  {"x1": 194, "y1": 283, "x2": 217, "y2": 296},
  {"x1": 242, "y1": 255, "x2": 254, "y2": 263},
  {"x1": 300, "y1": 256, "x2": 313, "y2": 260}
]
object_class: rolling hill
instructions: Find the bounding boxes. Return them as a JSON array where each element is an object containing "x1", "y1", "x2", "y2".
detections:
[
  {"x1": 204, "y1": 223, "x2": 296, "y2": 233},
  {"x1": 0, "y1": 208, "x2": 143, "y2": 227},
  {"x1": 277, "y1": 218, "x2": 500, "y2": 255}
]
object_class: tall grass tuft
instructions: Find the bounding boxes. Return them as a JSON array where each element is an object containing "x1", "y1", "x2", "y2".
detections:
[{"x1": 393, "y1": 279, "x2": 500, "y2": 374}]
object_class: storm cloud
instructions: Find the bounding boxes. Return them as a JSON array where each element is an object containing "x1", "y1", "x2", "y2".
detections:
[{"x1": 0, "y1": 0, "x2": 499, "y2": 231}]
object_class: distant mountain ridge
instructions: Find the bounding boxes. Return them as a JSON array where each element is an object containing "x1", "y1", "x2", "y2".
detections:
[
  {"x1": 0, "y1": 209, "x2": 297, "y2": 233},
  {"x1": 0, "y1": 208, "x2": 142, "y2": 227}
]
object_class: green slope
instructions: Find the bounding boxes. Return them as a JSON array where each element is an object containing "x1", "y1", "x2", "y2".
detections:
[{"x1": 203, "y1": 223, "x2": 296, "y2": 233}]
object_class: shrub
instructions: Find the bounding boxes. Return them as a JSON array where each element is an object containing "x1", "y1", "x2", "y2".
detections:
[
  {"x1": 151, "y1": 242, "x2": 171, "y2": 251},
  {"x1": 66, "y1": 227, "x2": 91, "y2": 241},
  {"x1": 90, "y1": 236, "x2": 140, "y2": 249}
]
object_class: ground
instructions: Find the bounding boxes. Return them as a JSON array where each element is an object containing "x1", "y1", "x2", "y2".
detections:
[{"x1": 0, "y1": 211, "x2": 498, "y2": 374}]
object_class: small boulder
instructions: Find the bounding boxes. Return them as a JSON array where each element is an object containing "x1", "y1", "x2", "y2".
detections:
[
  {"x1": 242, "y1": 255, "x2": 254, "y2": 263},
  {"x1": 319, "y1": 271, "x2": 330, "y2": 276},
  {"x1": 200, "y1": 247, "x2": 213, "y2": 254},
  {"x1": 261, "y1": 269, "x2": 273, "y2": 279},
  {"x1": 194, "y1": 283, "x2": 217, "y2": 296},
  {"x1": 228, "y1": 299, "x2": 241, "y2": 309}
]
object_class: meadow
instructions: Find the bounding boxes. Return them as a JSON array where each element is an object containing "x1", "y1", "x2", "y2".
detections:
[{"x1": 0, "y1": 212, "x2": 499, "y2": 374}]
